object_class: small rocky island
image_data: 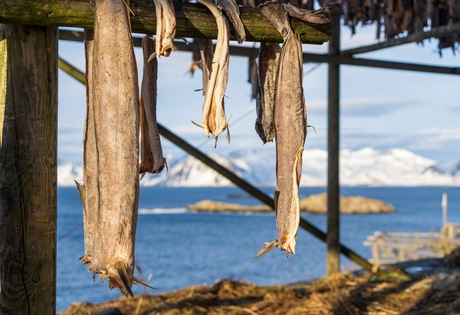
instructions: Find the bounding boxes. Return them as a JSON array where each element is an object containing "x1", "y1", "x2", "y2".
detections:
[{"x1": 187, "y1": 193, "x2": 395, "y2": 214}]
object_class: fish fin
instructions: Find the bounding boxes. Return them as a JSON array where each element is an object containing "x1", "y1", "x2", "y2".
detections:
[
  {"x1": 79, "y1": 255, "x2": 92, "y2": 265},
  {"x1": 191, "y1": 120, "x2": 204, "y2": 129},
  {"x1": 147, "y1": 51, "x2": 157, "y2": 63},
  {"x1": 133, "y1": 276, "x2": 157, "y2": 290},
  {"x1": 287, "y1": 236, "x2": 296, "y2": 256},
  {"x1": 254, "y1": 240, "x2": 279, "y2": 259},
  {"x1": 74, "y1": 180, "x2": 85, "y2": 201},
  {"x1": 307, "y1": 124, "x2": 317, "y2": 133},
  {"x1": 164, "y1": 158, "x2": 169, "y2": 172},
  {"x1": 226, "y1": 123, "x2": 231, "y2": 144},
  {"x1": 107, "y1": 262, "x2": 134, "y2": 297}
]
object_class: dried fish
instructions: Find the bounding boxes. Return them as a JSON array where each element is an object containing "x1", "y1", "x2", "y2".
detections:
[
  {"x1": 255, "y1": 0, "x2": 307, "y2": 258},
  {"x1": 153, "y1": 0, "x2": 176, "y2": 57},
  {"x1": 140, "y1": 35, "x2": 167, "y2": 175},
  {"x1": 255, "y1": 42, "x2": 280, "y2": 144},
  {"x1": 77, "y1": 28, "x2": 97, "y2": 267},
  {"x1": 196, "y1": 0, "x2": 231, "y2": 144},
  {"x1": 87, "y1": 0, "x2": 140, "y2": 296},
  {"x1": 248, "y1": 55, "x2": 258, "y2": 100},
  {"x1": 188, "y1": 41, "x2": 202, "y2": 77},
  {"x1": 216, "y1": 0, "x2": 246, "y2": 43},
  {"x1": 283, "y1": 3, "x2": 332, "y2": 25},
  {"x1": 199, "y1": 38, "x2": 214, "y2": 96}
]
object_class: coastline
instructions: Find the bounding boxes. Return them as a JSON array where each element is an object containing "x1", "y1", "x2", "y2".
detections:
[{"x1": 186, "y1": 193, "x2": 396, "y2": 214}]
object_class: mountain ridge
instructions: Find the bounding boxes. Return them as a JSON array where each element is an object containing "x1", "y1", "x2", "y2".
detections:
[{"x1": 59, "y1": 147, "x2": 460, "y2": 187}]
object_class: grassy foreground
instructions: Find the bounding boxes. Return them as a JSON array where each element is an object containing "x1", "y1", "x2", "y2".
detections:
[{"x1": 60, "y1": 249, "x2": 460, "y2": 315}]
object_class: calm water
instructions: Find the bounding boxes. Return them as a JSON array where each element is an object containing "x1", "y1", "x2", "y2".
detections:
[{"x1": 57, "y1": 186, "x2": 460, "y2": 311}]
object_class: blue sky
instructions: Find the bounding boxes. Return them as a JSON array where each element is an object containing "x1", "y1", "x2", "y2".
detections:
[{"x1": 58, "y1": 24, "x2": 460, "y2": 165}]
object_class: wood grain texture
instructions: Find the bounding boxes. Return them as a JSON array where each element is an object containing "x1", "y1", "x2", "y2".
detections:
[
  {"x1": 0, "y1": 0, "x2": 331, "y2": 44},
  {"x1": 0, "y1": 23, "x2": 58, "y2": 314}
]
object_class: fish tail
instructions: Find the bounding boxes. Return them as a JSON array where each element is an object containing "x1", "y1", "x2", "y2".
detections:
[
  {"x1": 106, "y1": 261, "x2": 134, "y2": 297},
  {"x1": 253, "y1": 240, "x2": 279, "y2": 259}
]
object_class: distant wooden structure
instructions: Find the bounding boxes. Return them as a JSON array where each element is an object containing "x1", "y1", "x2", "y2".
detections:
[
  {"x1": 365, "y1": 231, "x2": 460, "y2": 267},
  {"x1": 1, "y1": 0, "x2": 460, "y2": 313},
  {"x1": 365, "y1": 193, "x2": 460, "y2": 267}
]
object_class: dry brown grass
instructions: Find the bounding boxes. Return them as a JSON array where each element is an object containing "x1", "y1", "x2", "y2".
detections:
[{"x1": 60, "y1": 260, "x2": 460, "y2": 315}]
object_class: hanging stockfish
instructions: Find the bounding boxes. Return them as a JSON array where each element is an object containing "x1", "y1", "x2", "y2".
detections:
[
  {"x1": 76, "y1": 29, "x2": 97, "y2": 267},
  {"x1": 153, "y1": 0, "x2": 176, "y2": 57},
  {"x1": 199, "y1": 38, "x2": 214, "y2": 95},
  {"x1": 139, "y1": 35, "x2": 167, "y2": 175},
  {"x1": 282, "y1": 3, "x2": 333, "y2": 25},
  {"x1": 188, "y1": 41, "x2": 203, "y2": 76},
  {"x1": 216, "y1": 0, "x2": 246, "y2": 43},
  {"x1": 248, "y1": 55, "x2": 258, "y2": 100},
  {"x1": 254, "y1": 42, "x2": 280, "y2": 144},
  {"x1": 195, "y1": 0, "x2": 231, "y2": 145},
  {"x1": 253, "y1": 2, "x2": 327, "y2": 143},
  {"x1": 82, "y1": 0, "x2": 140, "y2": 296},
  {"x1": 255, "y1": 0, "x2": 307, "y2": 258}
]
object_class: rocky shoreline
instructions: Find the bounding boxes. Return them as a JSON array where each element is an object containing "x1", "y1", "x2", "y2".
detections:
[{"x1": 186, "y1": 193, "x2": 396, "y2": 214}]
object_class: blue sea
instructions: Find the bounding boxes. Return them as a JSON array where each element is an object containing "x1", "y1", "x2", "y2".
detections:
[{"x1": 57, "y1": 186, "x2": 460, "y2": 312}]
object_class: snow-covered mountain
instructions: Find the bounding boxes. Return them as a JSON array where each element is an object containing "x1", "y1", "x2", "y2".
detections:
[{"x1": 58, "y1": 147, "x2": 460, "y2": 187}]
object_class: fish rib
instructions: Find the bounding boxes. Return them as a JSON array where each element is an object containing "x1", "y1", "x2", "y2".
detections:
[
  {"x1": 196, "y1": 0, "x2": 231, "y2": 144},
  {"x1": 139, "y1": 35, "x2": 167, "y2": 175}
]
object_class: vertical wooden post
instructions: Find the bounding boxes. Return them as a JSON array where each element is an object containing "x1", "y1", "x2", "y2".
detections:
[
  {"x1": 442, "y1": 192, "x2": 447, "y2": 227},
  {"x1": 0, "y1": 24, "x2": 58, "y2": 314},
  {"x1": 326, "y1": 8, "x2": 341, "y2": 276}
]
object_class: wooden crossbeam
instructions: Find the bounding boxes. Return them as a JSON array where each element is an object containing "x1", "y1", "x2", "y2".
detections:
[
  {"x1": 342, "y1": 23, "x2": 460, "y2": 56},
  {"x1": 0, "y1": 0, "x2": 331, "y2": 44},
  {"x1": 59, "y1": 29, "x2": 460, "y2": 75}
]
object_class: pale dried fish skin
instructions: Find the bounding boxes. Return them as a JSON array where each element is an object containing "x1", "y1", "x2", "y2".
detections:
[
  {"x1": 216, "y1": 0, "x2": 246, "y2": 43},
  {"x1": 248, "y1": 56, "x2": 258, "y2": 100},
  {"x1": 255, "y1": 42, "x2": 280, "y2": 144},
  {"x1": 153, "y1": 0, "x2": 176, "y2": 57},
  {"x1": 283, "y1": 3, "x2": 332, "y2": 25},
  {"x1": 78, "y1": 28, "x2": 97, "y2": 267},
  {"x1": 139, "y1": 35, "x2": 166, "y2": 175},
  {"x1": 255, "y1": 1, "x2": 307, "y2": 258},
  {"x1": 273, "y1": 30, "x2": 306, "y2": 256},
  {"x1": 88, "y1": 0, "x2": 140, "y2": 296},
  {"x1": 197, "y1": 0, "x2": 231, "y2": 143},
  {"x1": 199, "y1": 38, "x2": 214, "y2": 96},
  {"x1": 258, "y1": 0, "x2": 291, "y2": 39}
]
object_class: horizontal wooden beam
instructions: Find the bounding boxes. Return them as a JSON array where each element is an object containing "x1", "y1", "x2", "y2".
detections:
[
  {"x1": 342, "y1": 23, "x2": 460, "y2": 56},
  {"x1": 59, "y1": 29, "x2": 460, "y2": 75},
  {"x1": 302, "y1": 52, "x2": 460, "y2": 75},
  {"x1": 0, "y1": 0, "x2": 331, "y2": 44}
]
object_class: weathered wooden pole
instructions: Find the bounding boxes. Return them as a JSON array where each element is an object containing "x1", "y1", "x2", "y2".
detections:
[
  {"x1": 0, "y1": 24, "x2": 58, "y2": 314},
  {"x1": 326, "y1": 7, "x2": 341, "y2": 276}
]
